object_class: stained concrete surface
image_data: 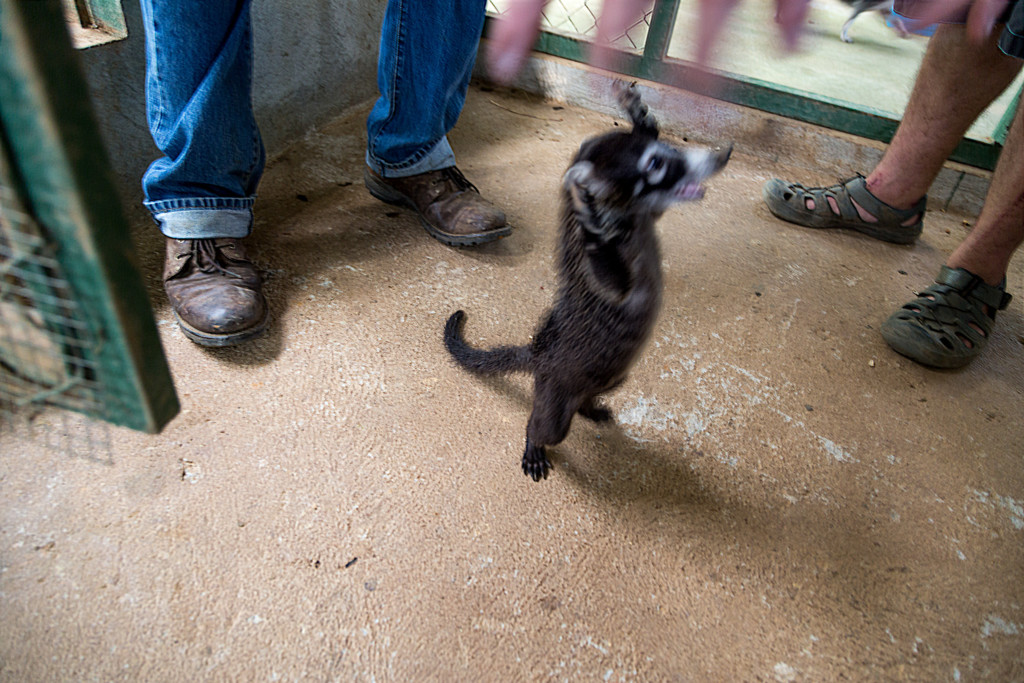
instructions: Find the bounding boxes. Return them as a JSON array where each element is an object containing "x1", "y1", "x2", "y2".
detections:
[{"x1": 2, "y1": 80, "x2": 1023, "y2": 681}]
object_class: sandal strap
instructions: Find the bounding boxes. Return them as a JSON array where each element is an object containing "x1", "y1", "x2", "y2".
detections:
[
  {"x1": 933, "y1": 266, "x2": 1012, "y2": 311},
  {"x1": 842, "y1": 175, "x2": 927, "y2": 225},
  {"x1": 783, "y1": 182, "x2": 857, "y2": 220},
  {"x1": 784, "y1": 175, "x2": 926, "y2": 225},
  {"x1": 910, "y1": 286, "x2": 992, "y2": 346}
]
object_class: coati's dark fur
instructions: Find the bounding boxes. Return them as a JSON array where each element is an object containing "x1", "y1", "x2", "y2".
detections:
[{"x1": 444, "y1": 83, "x2": 731, "y2": 481}]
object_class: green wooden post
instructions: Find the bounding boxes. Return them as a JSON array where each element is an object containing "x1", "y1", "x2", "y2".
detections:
[
  {"x1": 639, "y1": 0, "x2": 681, "y2": 80},
  {"x1": 0, "y1": 0, "x2": 179, "y2": 432},
  {"x1": 993, "y1": 83, "x2": 1021, "y2": 147}
]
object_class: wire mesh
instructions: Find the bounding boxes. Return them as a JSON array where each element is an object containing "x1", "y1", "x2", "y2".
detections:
[
  {"x1": 0, "y1": 152, "x2": 111, "y2": 455},
  {"x1": 486, "y1": 0, "x2": 653, "y2": 51}
]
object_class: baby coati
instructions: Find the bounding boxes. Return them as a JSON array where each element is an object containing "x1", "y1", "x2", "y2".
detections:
[{"x1": 444, "y1": 82, "x2": 731, "y2": 482}]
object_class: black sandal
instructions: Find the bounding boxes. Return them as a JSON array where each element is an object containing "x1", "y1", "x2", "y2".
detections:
[{"x1": 880, "y1": 266, "x2": 1012, "y2": 368}]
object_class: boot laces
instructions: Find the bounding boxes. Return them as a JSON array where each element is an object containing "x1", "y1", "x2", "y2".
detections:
[
  {"x1": 188, "y1": 239, "x2": 242, "y2": 278},
  {"x1": 437, "y1": 166, "x2": 479, "y2": 194}
]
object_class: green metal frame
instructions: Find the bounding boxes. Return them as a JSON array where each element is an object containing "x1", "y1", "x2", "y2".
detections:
[
  {"x1": 72, "y1": 0, "x2": 127, "y2": 36},
  {"x1": 491, "y1": 0, "x2": 1015, "y2": 170},
  {"x1": 1, "y1": 0, "x2": 178, "y2": 432},
  {"x1": 994, "y1": 85, "x2": 1021, "y2": 145}
]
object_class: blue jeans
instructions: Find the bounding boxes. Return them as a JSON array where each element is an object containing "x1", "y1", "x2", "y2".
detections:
[{"x1": 140, "y1": 0, "x2": 488, "y2": 239}]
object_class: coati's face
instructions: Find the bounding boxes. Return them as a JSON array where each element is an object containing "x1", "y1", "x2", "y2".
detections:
[
  {"x1": 563, "y1": 83, "x2": 731, "y2": 227},
  {"x1": 567, "y1": 132, "x2": 731, "y2": 216}
]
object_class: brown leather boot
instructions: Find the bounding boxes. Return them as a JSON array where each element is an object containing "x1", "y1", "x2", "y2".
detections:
[
  {"x1": 163, "y1": 238, "x2": 269, "y2": 347},
  {"x1": 364, "y1": 166, "x2": 510, "y2": 246}
]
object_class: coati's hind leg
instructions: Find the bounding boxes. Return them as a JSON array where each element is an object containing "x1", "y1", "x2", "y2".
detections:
[
  {"x1": 522, "y1": 380, "x2": 578, "y2": 482},
  {"x1": 578, "y1": 378, "x2": 623, "y2": 423},
  {"x1": 578, "y1": 396, "x2": 614, "y2": 423}
]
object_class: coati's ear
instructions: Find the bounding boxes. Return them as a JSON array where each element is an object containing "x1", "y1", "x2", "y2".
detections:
[
  {"x1": 565, "y1": 162, "x2": 602, "y2": 240},
  {"x1": 614, "y1": 81, "x2": 658, "y2": 139},
  {"x1": 563, "y1": 160, "x2": 604, "y2": 228},
  {"x1": 564, "y1": 160, "x2": 616, "y2": 236},
  {"x1": 563, "y1": 160, "x2": 595, "y2": 193}
]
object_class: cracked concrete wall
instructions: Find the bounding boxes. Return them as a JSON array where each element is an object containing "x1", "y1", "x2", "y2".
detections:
[{"x1": 76, "y1": 0, "x2": 383, "y2": 208}]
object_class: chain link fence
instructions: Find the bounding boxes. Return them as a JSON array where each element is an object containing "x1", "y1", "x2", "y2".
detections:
[
  {"x1": 0, "y1": 149, "x2": 113, "y2": 455},
  {"x1": 0, "y1": 162, "x2": 107, "y2": 419},
  {"x1": 486, "y1": 0, "x2": 653, "y2": 51}
]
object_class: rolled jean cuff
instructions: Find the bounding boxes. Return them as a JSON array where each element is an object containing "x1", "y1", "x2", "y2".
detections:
[
  {"x1": 365, "y1": 136, "x2": 457, "y2": 179},
  {"x1": 150, "y1": 207, "x2": 253, "y2": 239}
]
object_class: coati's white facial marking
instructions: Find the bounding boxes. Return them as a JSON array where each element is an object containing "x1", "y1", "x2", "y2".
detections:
[
  {"x1": 638, "y1": 144, "x2": 667, "y2": 187},
  {"x1": 634, "y1": 142, "x2": 727, "y2": 208}
]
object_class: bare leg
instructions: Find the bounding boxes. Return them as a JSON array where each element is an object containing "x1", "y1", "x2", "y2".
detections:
[
  {"x1": 865, "y1": 25, "x2": 1020, "y2": 209},
  {"x1": 880, "y1": 78, "x2": 1022, "y2": 364},
  {"x1": 810, "y1": 24, "x2": 1021, "y2": 222},
  {"x1": 946, "y1": 97, "x2": 1024, "y2": 285}
]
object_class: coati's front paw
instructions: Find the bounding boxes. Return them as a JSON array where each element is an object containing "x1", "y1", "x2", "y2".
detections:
[{"x1": 522, "y1": 439, "x2": 552, "y2": 482}]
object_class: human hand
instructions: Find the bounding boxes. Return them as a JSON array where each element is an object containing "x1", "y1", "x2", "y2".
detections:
[
  {"x1": 486, "y1": 0, "x2": 812, "y2": 85},
  {"x1": 902, "y1": 0, "x2": 1010, "y2": 42},
  {"x1": 487, "y1": 0, "x2": 548, "y2": 85},
  {"x1": 486, "y1": 0, "x2": 654, "y2": 83}
]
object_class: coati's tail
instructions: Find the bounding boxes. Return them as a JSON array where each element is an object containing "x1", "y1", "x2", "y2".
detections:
[{"x1": 444, "y1": 310, "x2": 533, "y2": 375}]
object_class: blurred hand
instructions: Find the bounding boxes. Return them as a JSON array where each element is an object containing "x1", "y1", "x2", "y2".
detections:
[
  {"x1": 903, "y1": 0, "x2": 1010, "y2": 42},
  {"x1": 487, "y1": 0, "x2": 549, "y2": 85},
  {"x1": 486, "y1": 0, "x2": 812, "y2": 84},
  {"x1": 773, "y1": 0, "x2": 811, "y2": 52}
]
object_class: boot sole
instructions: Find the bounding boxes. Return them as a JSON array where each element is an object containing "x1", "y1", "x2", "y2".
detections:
[{"x1": 173, "y1": 309, "x2": 270, "y2": 348}]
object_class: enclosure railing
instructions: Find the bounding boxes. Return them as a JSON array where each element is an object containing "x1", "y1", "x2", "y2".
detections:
[{"x1": 485, "y1": 0, "x2": 1018, "y2": 171}]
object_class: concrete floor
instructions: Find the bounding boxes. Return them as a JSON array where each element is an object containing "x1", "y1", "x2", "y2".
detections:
[{"x1": 2, "y1": 78, "x2": 1023, "y2": 681}]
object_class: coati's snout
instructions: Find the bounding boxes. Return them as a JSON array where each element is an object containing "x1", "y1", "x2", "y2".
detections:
[{"x1": 654, "y1": 142, "x2": 732, "y2": 204}]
